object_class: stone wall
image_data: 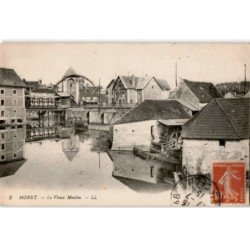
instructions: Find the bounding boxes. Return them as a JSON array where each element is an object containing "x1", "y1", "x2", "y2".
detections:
[
  {"x1": 182, "y1": 139, "x2": 250, "y2": 175},
  {"x1": 112, "y1": 120, "x2": 158, "y2": 151}
]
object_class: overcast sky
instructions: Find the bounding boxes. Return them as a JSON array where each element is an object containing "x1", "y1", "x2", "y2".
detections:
[{"x1": 1, "y1": 43, "x2": 249, "y2": 89}]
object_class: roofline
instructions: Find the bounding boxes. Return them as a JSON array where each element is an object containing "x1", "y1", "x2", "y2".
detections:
[
  {"x1": 176, "y1": 99, "x2": 199, "y2": 111},
  {"x1": 106, "y1": 79, "x2": 115, "y2": 89},
  {"x1": 136, "y1": 77, "x2": 151, "y2": 90},
  {"x1": 152, "y1": 77, "x2": 170, "y2": 91},
  {"x1": 0, "y1": 84, "x2": 26, "y2": 88},
  {"x1": 182, "y1": 81, "x2": 201, "y2": 103},
  {"x1": 215, "y1": 99, "x2": 241, "y2": 138},
  {"x1": 182, "y1": 137, "x2": 247, "y2": 140},
  {"x1": 181, "y1": 99, "x2": 215, "y2": 135},
  {"x1": 181, "y1": 98, "x2": 246, "y2": 140},
  {"x1": 115, "y1": 99, "x2": 191, "y2": 125},
  {"x1": 118, "y1": 76, "x2": 130, "y2": 89},
  {"x1": 115, "y1": 118, "x2": 163, "y2": 125},
  {"x1": 183, "y1": 79, "x2": 223, "y2": 102},
  {"x1": 54, "y1": 74, "x2": 95, "y2": 87}
]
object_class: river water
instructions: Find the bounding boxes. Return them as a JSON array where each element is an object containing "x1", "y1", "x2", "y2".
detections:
[{"x1": 0, "y1": 129, "x2": 174, "y2": 206}]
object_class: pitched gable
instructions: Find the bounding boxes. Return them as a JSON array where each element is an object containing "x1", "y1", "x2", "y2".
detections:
[
  {"x1": 184, "y1": 79, "x2": 222, "y2": 103},
  {"x1": 116, "y1": 100, "x2": 191, "y2": 124},
  {"x1": 0, "y1": 68, "x2": 26, "y2": 88},
  {"x1": 182, "y1": 98, "x2": 250, "y2": 140}
]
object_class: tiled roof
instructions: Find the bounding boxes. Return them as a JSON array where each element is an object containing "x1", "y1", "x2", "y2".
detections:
[
  {"x1": 176, "y1": 99, "x2": 199, "y2": 111},
  {"x1": 154, "y1": 78, "x2": 170, "y2": 90},
  {"x1": 0, "y1": 68, "x2": 26, "y2": 88},
  {"x1": 115, "y1": 100, "x2": 191, "y2": 124},
  {"x1": 106, "y1": 79, "x2": 116, "y2": 90},
  {"x1": 184, "y1": 79, "x2": 223, "y2": 103},
  {"x1": 24, "y1": 80, "x2": 41, "y2": 89},
  {"x1": 181, "y1": 98, "x2": 250, "y2": 140},
  {"x1": 111, "y1": 75, "x2": 170, "y2": 91}
]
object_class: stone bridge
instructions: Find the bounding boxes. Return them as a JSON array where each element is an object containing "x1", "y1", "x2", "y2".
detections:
[{"x1": 65, "y1": 105, "x2": 134, "y2": 125}]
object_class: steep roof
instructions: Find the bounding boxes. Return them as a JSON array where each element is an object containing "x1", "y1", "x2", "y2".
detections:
[
  {"x1": 118, "y1": 75, "x2": 144, "y2": 89},
  {"x1": 63, "y1": 67, "x2": 77, "y2": 78},
  {"x1": 176, "y1": 99, "x2": 199, "y2": 111},
  {"x1": 0, "y1": 68, "x2": 26, "y2": 88},
  {"x1": 106, "y1": 79, "x2": 116, "y2": 90},
  {"x1": 111, "y1": 75, "x2": 170, "y2": 91},
  {"x1": 154, "y1": 78, "x2": 171, "y2": 90},
  {"x1": 183, "y1": 79, "x2": 223, "y2": 103},
  {"x1": 182, "y1": 98, "x2": 250, "y2": 140},
  {"x1": 116, "y1": 100, "x2": 192, "y2": 124}
]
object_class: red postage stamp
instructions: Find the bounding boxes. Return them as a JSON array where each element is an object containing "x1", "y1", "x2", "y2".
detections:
[{"x1": 212, "y1": 162, "x2": 246, "y2": 204}]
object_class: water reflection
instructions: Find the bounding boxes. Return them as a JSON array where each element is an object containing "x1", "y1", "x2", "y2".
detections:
[
  {"x1": 0, "y1": 126, "x2": 26, "y2": 178},
  {"x1": 1, "y1": 127, "x2": 173, "y2": 193},
  {"x1": 109, "y1": 151, "x2": 173, "y2": 193},
  {"x1": 62, "y1": 133, "x2": 80, "y2": 161}
]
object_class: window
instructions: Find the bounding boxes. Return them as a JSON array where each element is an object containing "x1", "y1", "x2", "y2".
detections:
[
  {"x1": 0, "y1": 100, "x2": 4, "y2": 106},
  {"x1": 219, "y1": 139, "x2": 226, "y2": 147},
  {"x1": 12, "y1": 99, "x2": 17, "y2": 106},
  {"x1": 13, "y1": 142, "x2": 18, "y2": 149},
  {"x1": 150, "y1": 166, "x2": 154, "y2": 178},
  {"x1": 151, "y1": 126, "x2": 155, "y2": 140},
  {"x1": 0, "y1": 154, "x2": 5, "y2": 161},
  {"x1": 13, "y1": 89, "x2": 17, "y2": 95},
  {"x1": 13, "y1": 132, "x2": 17, "y2": 138},
  {"x1": 12, "y1": 109, "x2": 17, "y2": 116},
  {"x1": 1, "y1": 144, "x2": 5, "y2": 150},
  {"x1": 0, "y1": 89, "x2": 4, "y2": 94},
  {"x1": 1, "y1": 111, "x2": 4, "y2": 117},
  {"x1": 13, "y1": 153, "x2": 18, "y2": 159},
  {"x1": 11, "y1": 119, "x2": 15, "y2": 124},
  {"x1": 1, "y1": 133, "x2": 4, "y2": 139}
]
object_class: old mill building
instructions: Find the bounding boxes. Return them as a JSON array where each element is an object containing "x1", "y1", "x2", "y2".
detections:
[
  {"x1": 181, "y1": 98, "x2": 250, "y2": 175},
  {"x1": 106, "y1": 75, "x2": 171, "y2": 106},
  {"x1": 111, "y1": 99, "x2": 192, "y2": 151}
]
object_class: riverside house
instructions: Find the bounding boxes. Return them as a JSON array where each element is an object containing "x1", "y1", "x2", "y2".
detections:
[
  {"x1": 111, "y1": 99, "x2": 192, "y2": 151},
  {"x1": 106, "y1": 75, "x2": 171, "y2": 106},
  {"x1": 168, "y1": 79, "x2": 223, "y2": 111},
  {"x1": 0, "y1": 68, "x2": 27, "y2": 176},
  {"x1": 181, "y1": 98, "x2": 250, "y2": 175}
]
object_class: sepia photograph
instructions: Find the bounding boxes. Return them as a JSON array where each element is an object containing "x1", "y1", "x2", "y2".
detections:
[
  {"x1": 1, "y1": 1, "x2": 250, "y2": 250},
  {"x1": 0, "y1": 43, "x2": 249, "y2": 206}
]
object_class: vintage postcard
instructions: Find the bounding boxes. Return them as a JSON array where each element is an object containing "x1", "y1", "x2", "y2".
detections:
[{"x1": 0, "y1": 43, "x2": 249, "y2": 206}]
